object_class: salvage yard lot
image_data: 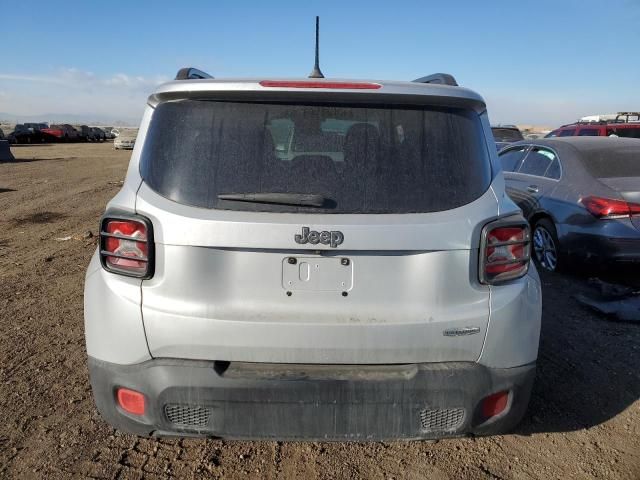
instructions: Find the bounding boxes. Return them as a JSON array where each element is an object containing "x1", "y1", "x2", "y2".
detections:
[{"x1": 0, "y1": 143, "x2": 639, "y2": 479}]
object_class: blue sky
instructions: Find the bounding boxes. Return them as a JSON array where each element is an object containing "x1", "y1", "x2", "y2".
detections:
[{"x1": 1, "y1": 0, "x2": 639, "y2": 125}]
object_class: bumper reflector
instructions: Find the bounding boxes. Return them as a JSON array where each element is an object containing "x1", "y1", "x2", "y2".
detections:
[
  {"x1": 117, "y1": 388, "x2": 145, "y2": 416},
  {"x1": 481, "y1": 390, "x2": 509, "y2": 419}
]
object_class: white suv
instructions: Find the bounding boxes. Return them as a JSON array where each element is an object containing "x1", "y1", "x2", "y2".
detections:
[{"x1": 84, "y1": 68, "x2": 542, "y2": 440}]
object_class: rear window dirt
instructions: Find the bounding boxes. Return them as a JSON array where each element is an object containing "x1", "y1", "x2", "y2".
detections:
[
  {"x1": 140, "y1": 100, "x2": 492, "y2": 213},
  {"x1": 581, "y1": 147, "x2": 640, "y2": 178}
]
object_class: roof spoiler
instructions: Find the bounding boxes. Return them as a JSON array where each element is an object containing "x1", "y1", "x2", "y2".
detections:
[
  {"x1": 412, "y1": 73, "x2": 458, "y2": 86},
  {"x1": 175, "y1": 67, "x2": 214, "y2": 80}
]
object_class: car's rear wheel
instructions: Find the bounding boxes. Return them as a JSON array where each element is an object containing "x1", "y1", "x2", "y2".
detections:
[{"x1": 532, "y1": 218, "x2": 561, "y2": 272}]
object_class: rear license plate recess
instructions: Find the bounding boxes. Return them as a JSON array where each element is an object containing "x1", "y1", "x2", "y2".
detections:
[{"x1": 282, "y1": 257, "x2": 353, "y2": 292}]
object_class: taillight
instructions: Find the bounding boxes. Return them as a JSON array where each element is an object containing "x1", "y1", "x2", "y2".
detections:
[
  {"x1": 99, "y1": 214, "x2": 154, "y2": 278},
  {"x1": 259, "y1": 80, "x2": 382, "y2": 89},
  {"x1": 581, "y1": 196, "x2": 640, "y2": 219},
  {"x1": 480, "y1": 217, "x2": 530, "y2": 284}
]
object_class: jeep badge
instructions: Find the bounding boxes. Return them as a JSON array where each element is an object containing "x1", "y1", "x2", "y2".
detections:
[{"x1": 295, "y1": 227, "x2": 344, "y2": 248}]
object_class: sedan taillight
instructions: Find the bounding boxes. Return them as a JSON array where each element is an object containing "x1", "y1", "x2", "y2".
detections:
[
  {"x1": 480, "y1": 217, "x2": 531, "y2": 284},
  {"x1": 99, "y1": 214, "x2": 154, "y2": 278},
  {"x1": 581, "y1": 196, "x2": 640, "y2": 219}
]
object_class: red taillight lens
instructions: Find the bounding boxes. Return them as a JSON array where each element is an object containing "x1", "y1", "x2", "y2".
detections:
[
  {"x1": 480, "y1": 218, "x2": 530, "y2": 284},
  {"x1": 581, "y1": 196, "x2": 640, "y2": 218},
  {"x1": 116, "y1": 388, "x2": 145, "y2": 416},
  {"x1": 481, "y1": 390, "x2": 510, "y2": 419},
  {"x1": 100, "y1": 215, "x2": 153, "y2": 278},
  {"x1": 259, "y1": 80, "x2": 382, "y2": 90}
]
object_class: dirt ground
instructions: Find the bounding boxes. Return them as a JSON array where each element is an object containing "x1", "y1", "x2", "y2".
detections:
[{"x1": 0, "y1": 143, "x2": 639, "y2": 480}]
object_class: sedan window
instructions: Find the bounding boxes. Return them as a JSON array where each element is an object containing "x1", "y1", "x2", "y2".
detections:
[
  {"x1": 544, "y1": 158, "x2": 561, "y2": 180},
  {"x1": 517, "y1": 147, "x2": 556, "y2": 177},
  {"x1": 577, "y1": 128, "x2": 600, "y2": 136},
  {"x1": 558, "y1": 129, "x2": 576, "y2": 137},
  {"x1": 498, "y1": 146, "x2": 528, "y2": 172}
]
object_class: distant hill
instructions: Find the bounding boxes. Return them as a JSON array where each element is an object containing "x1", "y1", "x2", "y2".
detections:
[{"x1": 0, "y1": 112, "x2": 139, "y2": 126}]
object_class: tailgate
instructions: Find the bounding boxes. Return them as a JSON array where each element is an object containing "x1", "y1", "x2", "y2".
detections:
[{"x1": 137, "y1": 184, "x2": 497, "y2": 364}]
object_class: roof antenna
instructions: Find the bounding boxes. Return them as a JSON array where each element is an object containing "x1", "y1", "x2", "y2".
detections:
[{"x1": 308, "y1": 16, "x2": 325, "y2": 79}]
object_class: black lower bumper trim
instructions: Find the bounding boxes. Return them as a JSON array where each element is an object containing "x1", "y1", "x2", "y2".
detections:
[{"x1": 88, "y1": 357, "x2": 535, "y2": 441}]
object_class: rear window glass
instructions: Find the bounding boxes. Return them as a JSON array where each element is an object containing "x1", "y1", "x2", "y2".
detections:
[
  {"x1": 608, "y1": 127, "x2": 640, "y2": 139},
  {"x1": 491, "y1": 128, "x2": 524, "y2": 142},
  {"x1": 581, "y1": 147, "x2": 640, "y2": 178},
  {"x1": 140, "y1": 100, "x2": 491, "y2": 214}
]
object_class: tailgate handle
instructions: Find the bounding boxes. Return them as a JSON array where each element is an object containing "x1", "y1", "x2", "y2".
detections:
[{"x1": 527, "y1": 185, "x2": 539, "y2": 193}]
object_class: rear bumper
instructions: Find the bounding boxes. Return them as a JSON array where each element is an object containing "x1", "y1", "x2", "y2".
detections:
[
  {"x1": 559, "y1": 222, "x2": 640, "y2": 263},
  {"x1": 88, "y1": 356, "x2": 535, "y2": 441},
  {"x1": 565, "y1": 234, "x2": 640, "y2": 263}
]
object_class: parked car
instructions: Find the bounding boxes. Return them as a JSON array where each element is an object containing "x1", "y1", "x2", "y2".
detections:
[
  {"x1": 546, "y1": 112, "x2": 640, "y2": 138},
  {"x1": 85, "y1": 68, "x2": 541, "y2": 441},
  {"x1": 76, "y1": 125, "x2": 93, "y2": 142},
  {"x1": 498, "y1": 137, "x2": 640, "y2": 272},
  {"x1": 524, "y1": 133, "x2": 546, "y2": 140},
  {"x1": 7, "y1": 124, "x2": 47, "y2": 144},
  {"x1": 42, "y1": 124, "x2": 80, "y2": 142},
  {"x1": 23, "y1": 122, "x2": 48, "y2": 131},
  {"x1": 91, "y1": 127, "x2": 106, "y2": 142},
  {"x1": 113, "y1": 132, "x2": 135, "y2": 149},
  {"x1": 102, "y1": 127, "x2": 116, "y2": 139},
  {"x1": 492, "y1": 125, "x2": 524, "y2": 150}
]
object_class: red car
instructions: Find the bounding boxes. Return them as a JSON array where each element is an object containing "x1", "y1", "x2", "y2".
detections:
[
  {"x1": 546, "y1": 112, "x2": 640, "y2": 138},
  {"x1": 41, "y1": 124, "x2": 80, "y2": 142}
]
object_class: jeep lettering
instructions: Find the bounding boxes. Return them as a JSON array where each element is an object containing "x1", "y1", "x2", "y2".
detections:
[{"x1": 295, "y1": 227, "x2": 344, "y2": 248}]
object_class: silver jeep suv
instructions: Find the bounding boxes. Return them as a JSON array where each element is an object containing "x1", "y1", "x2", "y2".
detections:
[{"x1": 84, "y1": 68, "x2": 542, "y2": 440}]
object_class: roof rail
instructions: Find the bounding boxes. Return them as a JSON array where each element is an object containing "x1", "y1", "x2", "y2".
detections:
[
  {"x1": 564, "y1": 119, "x2": 640, "y2": 127},
  {"x1": 412, "y1": 73, "x2": 458, "y2": 87},
  {"x1": 175, "y1": 67, "x2": 214, "y2": 80},
  {"x1": 572, "y1": 112, "x2": 640, "y2": 125},
  {"x1": 575, "y1": 120, "x2": 610, "y2": 125}
]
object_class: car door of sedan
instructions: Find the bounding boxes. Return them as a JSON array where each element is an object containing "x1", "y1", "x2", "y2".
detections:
[{"x1": 499, "y1": 145, "x2": 561, "y2": 219}]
